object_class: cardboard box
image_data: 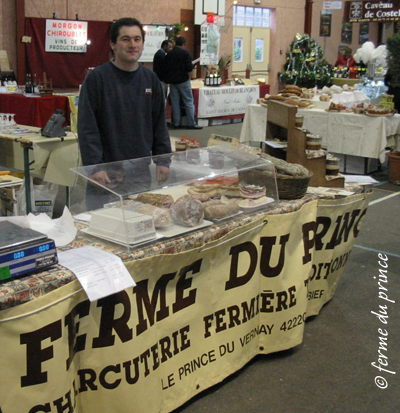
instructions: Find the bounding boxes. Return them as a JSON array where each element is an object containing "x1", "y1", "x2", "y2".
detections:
[{"x1": 197, "y1": 119, "x2": 209, "y2": 127}]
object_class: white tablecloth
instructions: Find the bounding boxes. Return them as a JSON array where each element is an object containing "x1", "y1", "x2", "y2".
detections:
[
  {"x1": 197, "y1": 85, "x2": 259, "y2": 118},
  {"x1": 0, "y1": 127, "x2": 81, "y2": 186},
  {"x1": 240, "y1": 104, "x2": 400, "y2": 162},
  {"x1": 330, "y1": 90, "x2": 370, "y2": 108}
]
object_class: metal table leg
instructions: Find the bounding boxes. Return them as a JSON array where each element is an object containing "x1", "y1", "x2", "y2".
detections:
[{"x1": 22, "y1": 145, "x2": 33, "y2": 214}]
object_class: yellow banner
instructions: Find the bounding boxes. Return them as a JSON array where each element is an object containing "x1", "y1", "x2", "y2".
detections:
[
  {"x1": 306, "y1": 193, "x2": 371, "y2": 316},
  {"x1": 0, "y1": 193, "x2": 371, "y2": 413}
]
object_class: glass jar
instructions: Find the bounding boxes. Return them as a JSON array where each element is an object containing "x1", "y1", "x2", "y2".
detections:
[
  {"x1": 209, "y1": 150, "x2": 225, "y2": 169},
  {"x1": 306, "y1": 134, "x2": 322, "y2": 150},
  {"x1": 326, "y1": 155, "x2": 340, "y2": 175},
  {"x1": 174, "y1": 141, "x2": 187, "y2": 161},
  {"x1": 186, "y1": 143, "x2": 201, "y2": 164},
  {"x1": 295, "y1": 114, "x2": 304, "y2": 128}
]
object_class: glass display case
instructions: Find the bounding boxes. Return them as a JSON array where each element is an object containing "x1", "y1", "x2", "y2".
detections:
[
  {"x1": 69, "y1": 145, "x2": 278, "y2": 251},
  {"x1": 358, "y1": 78, "x2": 388, "y2": 100}
]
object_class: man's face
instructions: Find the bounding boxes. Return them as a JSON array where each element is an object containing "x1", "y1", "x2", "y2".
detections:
[
  {"x1": 111, "y1": 25, "x2": 144, "y2": 70},
  {"x1": 163, "y1": 42, "x2": 172, "y2": 52}
]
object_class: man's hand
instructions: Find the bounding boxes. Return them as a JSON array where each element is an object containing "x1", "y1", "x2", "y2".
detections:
[
  {"x1": 156, "y1": 165, "x2": 170, "y2": 185},
  {"x1": 89, "y1": 170, "x2": 111, "y2": 187}
]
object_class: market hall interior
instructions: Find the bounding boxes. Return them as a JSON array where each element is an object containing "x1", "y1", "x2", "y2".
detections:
[
  {"x1": 3, "y1": 0, "x2": 397, "y2": 94},
  {"x1": 0, "y1": 1, "x2": 400, "y2": 413}
]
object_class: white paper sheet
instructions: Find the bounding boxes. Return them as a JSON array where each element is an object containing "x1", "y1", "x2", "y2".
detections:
[
  {"x1": 264, "y1": 140, "x2": 287, "y2": 149},
  {"x1": 73, "y1": 213, "x2": 92, "y2": 222},
  {"x1": 27, "y1": 206, "x2": 77, "y2": 247},
  {"x1": 343, "y1": 175, "x2": 378, "y2": 183},
  {"x1": 58, "y1": 245, "x2": 136, "y2": 302}
]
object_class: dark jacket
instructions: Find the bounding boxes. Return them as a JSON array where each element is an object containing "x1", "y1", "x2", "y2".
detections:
[
  {"x1": 78, "y1": 62, "x2": 171, "y2": 166},
  {"x1": 153, "y1": 49, "x2": 167, "y2": 81},
  {"x1": 163, "y1": 45, "x2": 193, "y2": 84},
  {"x1": 385, "y1": 70, "x2": 400, "y2": 112}
]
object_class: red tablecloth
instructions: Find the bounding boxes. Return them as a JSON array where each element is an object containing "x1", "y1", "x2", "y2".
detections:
[{"x1": 0, "y1": 94, "x2": 71, "y2": 128}]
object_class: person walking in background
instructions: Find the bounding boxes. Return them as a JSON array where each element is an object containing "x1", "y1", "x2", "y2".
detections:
[
  {"x1": 153, "y1": 39, "x2": 172, "y2": 100},
  {"x1": 163, "y1": 36, "x2": 202, "y2": 130}
]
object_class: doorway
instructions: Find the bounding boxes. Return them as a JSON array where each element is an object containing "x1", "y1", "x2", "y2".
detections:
[{"x1": 232, "y1": 26, "x2": 270, "y2": 82}]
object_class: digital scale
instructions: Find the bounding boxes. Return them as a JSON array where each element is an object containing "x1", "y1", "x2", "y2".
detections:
[{"x1": 0, "y1": 221, "x2": 58, "y2": 283}]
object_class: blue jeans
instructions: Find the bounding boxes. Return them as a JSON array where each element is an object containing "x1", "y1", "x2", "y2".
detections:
[{"x1": 170, "y1": 80, "x2": 196, "y2": 127}]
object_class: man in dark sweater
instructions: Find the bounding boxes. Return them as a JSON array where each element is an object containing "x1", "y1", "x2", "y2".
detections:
[
  {"x1": 153, "y1": 39, "x2": 172, "y2": 100},
  {"x1": 163, "y1": 36, "x2": 202, "y2": 129},
  {"x1": 78, "y1": 17, "x2": 172, "y2": 203}
]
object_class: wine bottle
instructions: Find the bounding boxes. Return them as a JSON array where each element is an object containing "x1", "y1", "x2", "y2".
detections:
[
  {"x1": 25, "y1": 74, "x2": 32, "y2": 93},
  {"x1": 32, "y1": 74, "x2": 38, "y2": 93},
  {"x1": 205, "y1": 72, "x2": 210, "y2": 86}
]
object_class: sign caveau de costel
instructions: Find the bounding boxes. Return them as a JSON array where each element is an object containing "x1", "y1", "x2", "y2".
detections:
[{"x1": 344, "y1": 0, "x2": 400, "y2": 22}]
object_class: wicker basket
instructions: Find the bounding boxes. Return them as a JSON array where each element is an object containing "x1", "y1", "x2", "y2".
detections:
[
  {"x1": 239, "y1": 169, "x2": 312, "y2": 200},
  {"x1": 275, "y1": 172, "x2": 313, "y2": 199}
]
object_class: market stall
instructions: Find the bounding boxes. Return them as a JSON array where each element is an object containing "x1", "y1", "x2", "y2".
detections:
[
  {"x1": 0, "y1": 194, "x2": 371, "y2": 413},
  {"x1": 0, "y1": 145, "x2": 372, "y2": 413},
  {"x1": 240, "y1": 104, "x2": 400, "y2": 168},
  {"x1": 0, "y1": 85, "x2": 269, "y2": 131}
]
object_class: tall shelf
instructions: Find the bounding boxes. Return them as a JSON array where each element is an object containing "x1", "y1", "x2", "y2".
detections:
[{"x1": 264, "y1": 100, "x2": 344, "y2": 188}]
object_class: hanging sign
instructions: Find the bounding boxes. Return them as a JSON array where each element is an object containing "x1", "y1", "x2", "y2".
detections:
[
  {"x1": 320, "y1": 11, "x2": 333, "y2": 37},
  {"x1": 140, "y1": 25, "x2": 168, "y2": 62},
  {"x1": 323, "y1": 1, "x2": 343, "y2": 9},
  {"x1": 344, "y1": 1, "x2": 400, "y2": 22},
  {"x1": 45, "y1": 19, "x2": 88, "y2": 53},
  {"x1": 200, "y1": 22, "x2": 221, "y2": 65}
]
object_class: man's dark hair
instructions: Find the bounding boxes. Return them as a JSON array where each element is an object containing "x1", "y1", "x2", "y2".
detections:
[
  {"x1": 110, "y1": 17, "x2": 145, "y2": 44},
  {"x1": 175, "y1": 36, "x2": 186, "y2": 46},
  {"x1": 161, "y1": 40, "x2": 171, "y2": 48}
]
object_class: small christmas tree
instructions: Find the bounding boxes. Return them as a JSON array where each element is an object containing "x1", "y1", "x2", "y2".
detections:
[
  {"x1": 167, "y1": 23, "x2": 184, "y2": 43},
  {"x1": 279, "y1": 34, "x2": 331, "y2": 89}
]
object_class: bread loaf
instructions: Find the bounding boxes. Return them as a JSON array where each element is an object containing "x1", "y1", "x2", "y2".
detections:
[
  {"x1": 136, "y1": 193, "x2": 174, "y2": 209},
  {"x1": 298, "y1": 100, "x2": 313, "y2": 108},
  {"x1": 284, "y1": 99, "x2": 300, "y2": 106},
  {"x1": 266, "y1": 95, "x2": 286, "y2": 101},
  {"x1": 285, "y1": 84, "x2": 302, "y2": 92}
]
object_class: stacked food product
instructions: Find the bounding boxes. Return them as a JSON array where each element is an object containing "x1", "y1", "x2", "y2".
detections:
[
  {"x1": 260, "y1": 84, "x2": 313, "y2": 108},
  {"x1": 87, "y1": 173, "x2": 276, "y2": 246},
  {"x1": 364, "y1": 104, "x2": 393, "y2": 115},
  {"x1": 306, "y1": 134, "x2": 322, "y2": 150},
  {"x1": 326, "y1": 155, "x2": 340, "y2": 176}
]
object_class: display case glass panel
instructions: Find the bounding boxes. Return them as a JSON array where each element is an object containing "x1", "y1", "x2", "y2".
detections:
[{"x1": 69, "y1": 145, "x2": 278, "y2": 251}]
